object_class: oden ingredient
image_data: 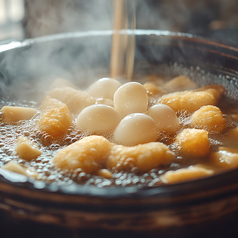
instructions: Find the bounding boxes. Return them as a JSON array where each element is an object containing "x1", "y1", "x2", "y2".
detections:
[
  {"x1": 1, "y1": 106, "x2": 37, "y2": 122},
  {"x1": 53, "y1": 135, "x2": 174, "y2": 173},
  {"x1": 161, "y1": 166, "x2": 214, "y2": 184},
  {"x1": 76, "y1": 104, "x2": 120, "y2": 134},
  {"x1": 38, "y1": 97, "x2": 72, "y2": 138},
  {"x1": 16, "y1": 136, "x2": 42, "y2": 161},
  {"x1": 0, "y1": 74, "x2": 233, "y2": 187},
  {"x1": 108, "y1": 142, "x2": 174, "y2": 172},
  {"x1": 53, "y1": 136, "x2": 112, "y2": 173},
  {"x1": 175, "y1": 129, "x2": 210, "y2": 158},
  {"x1": 158, "y1": 85, "x2": 224, "y2": 113},
  {"x1": 114, "y1": 82, "x2": 148, "y2": 118},
  {"x1": 113, "y1": 113, "x2": 157, "y2": 146},
  {"x1": 190, "y1": 105, "x2": 225, "y2": 133}
]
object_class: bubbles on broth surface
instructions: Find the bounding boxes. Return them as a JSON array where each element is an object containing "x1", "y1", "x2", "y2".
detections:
[
  {"x1": 0, "y1": 98, "x2": 172, "y2": 187},
  {"x1": 1, "y1": 65, "x2": 238, "y2": 187},
  {"x1": 170, "y1": 62, "x2": 238, "y2": 102}
]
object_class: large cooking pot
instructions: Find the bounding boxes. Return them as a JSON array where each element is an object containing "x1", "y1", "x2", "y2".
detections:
[{"x1": 0, "y1": 30, "x2": 238, "y2": 235}]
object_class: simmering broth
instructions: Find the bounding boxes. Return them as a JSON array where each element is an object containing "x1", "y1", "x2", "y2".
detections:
[{"x1": 1, "y1": 73, "x2": 238, "y2": 187}]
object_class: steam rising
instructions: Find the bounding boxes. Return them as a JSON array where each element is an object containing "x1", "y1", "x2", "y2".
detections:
[
  {"x1": 0, "y1": 1, "x2": 238, "y2": 102},
  {"x1": 0, "y1": 1, "x2": 125, "y2": 100},
  {"x1": 0, "y1": 31, "x2": 113, "y2": 101},
  {"x1": 0, "y1": 0, "x2": 183, "y2": 98},
  {"x1": 24, "y1": 0, "x2": 114, "y2": 38}
]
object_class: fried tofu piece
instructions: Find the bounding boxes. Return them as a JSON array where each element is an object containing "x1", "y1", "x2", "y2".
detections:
[
  {"x1": 2, "y1": 161, "x2": 38, "y2": 178},
  {"x1": 161, "y1": 165, "x2": 214, "y2": 184},
  {"x1": 175, "y1": 128, "x2": 210, "y2": 158},
  {"x1": 16, "y1": 136, "x2": 42, "y2": 161},
  {"x1": 2, "y1": 161, "x2": 28, "y2": 176},
  {"x1": 53, "y1": 135, "x2": 112, "y2": 173},
  {"x1": 48, "y1": 87, "x2": 95, "y2": 115},
  {"x1": 190, "y1": 105, "x2": 225, "y2": 133},
  {"x1": 108, "y1": 142, "x2": 174, "y2": 172},
  {"x1": 210, "y1": 147, "x2": 238, "y2": 169},
  {"x1": 1, "y1": 106, "x2": 37, "y2": 123},
  {"x1": 38, "y1": 97, "x2": 72, "y2": 138},
  {"x1": 40, "y1": 96, "x2": 64, "y2": 112},
  {"x1": 54, "y1": 135, "x2": 174, "y2": 174},
  {"x1": 158, "y1": 85, "x2": 224, "y2": 113}
]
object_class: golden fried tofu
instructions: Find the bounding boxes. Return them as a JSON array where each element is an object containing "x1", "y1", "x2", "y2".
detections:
[
  {"x1": 161, "y1": 165, "x2": 214, "y2": 184},
  {"x1": 1, "y1": 106, "x2": 37, "y2": 123},
  {"x1": 210, "y1": 147, "x2": 238, "y2": 169},
  {"x1": 2, "y1": 161, "x2": 29, "y2": 176},
  {"x1": 2, "y1": 161, "x2": 38, "y2": 178},
  {"x1": 108, "y1": 142, "x2": 174, "y2": 172},
  {"x1": 53, "y1": 135, "x2": 112, "y2": 173},
  {"x1": 40, "y1": 96, "x2": 65, "y2": 112},
  {"x1": 190, "y1": 105, "x2": 225, "y2": 133},
  {"x1": 38, "y1": 97, "x2": 72, "y2": 138},
  {"x1": 16, "y1": 136, "x2": 42, "y2": 161},
  {"x1": 48, "y1": 87, "x2": 95, "y2": 115},
  {"x1": 175, "y1": 128, "x2": 210, "y2": 158},
  {"x1": 158, "y1": 85, "x2": 224, "y2": 113}
]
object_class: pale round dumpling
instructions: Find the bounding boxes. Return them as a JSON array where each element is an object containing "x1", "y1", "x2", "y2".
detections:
[
  {"x1": 88, "y1": 78, "x2": 121, "y2": 99},
  {"x1": 113, "y1": 113, "x2": 157, "y2": 146},
  {"x1": 113, "y1": 82, "x2": 148, "y2": 118},
  {"x1": 147, "y1": 104, "x2": 179, "y2": 131},
  {"x1": 76, "y1": 104, "x2": 120, "y2": 134}
]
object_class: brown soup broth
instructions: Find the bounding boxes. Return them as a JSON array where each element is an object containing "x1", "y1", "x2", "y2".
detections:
[
  {"x1": 0, "y1": 98, "x2": 168, "y2": 187},
  {"x1": 0, "y1": 89, "x2": 238, "y2": 188}
]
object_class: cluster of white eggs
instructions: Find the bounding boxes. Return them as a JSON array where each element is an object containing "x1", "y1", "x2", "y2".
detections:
[{"x1": 76, "y1": 78, "x2": 179, "y2": 146}]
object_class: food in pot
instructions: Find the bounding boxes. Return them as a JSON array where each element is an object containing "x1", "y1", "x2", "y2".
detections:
[
  {"x1": 16, "y1": 136, "x2": 42, "y2": 161},
  {"x1": 1, "y1": 106, "x2": 37, "y2": 123},
  {"x1": 0, "y1": 75, "x2": 237, "y2": 187},
  {"x1": 38, "y1": 96, "x2": 72, "y2": 138}
]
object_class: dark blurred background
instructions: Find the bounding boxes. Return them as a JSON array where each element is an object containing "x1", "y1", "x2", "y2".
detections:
[{"x1": 0, "y1": 0, "x2": 238, "y2": 44}]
